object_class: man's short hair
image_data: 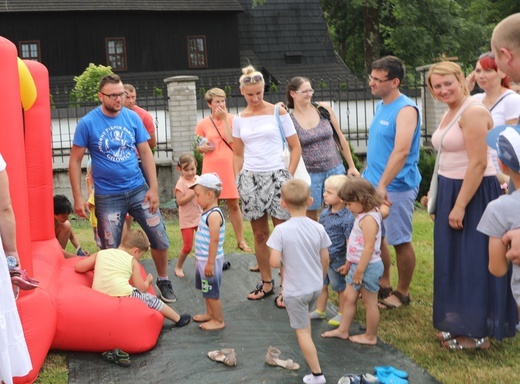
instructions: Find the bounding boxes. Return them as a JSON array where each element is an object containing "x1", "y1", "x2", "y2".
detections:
[
  {"x1": 281, "y1": 179, "x2": 310, "y2": 208},
  {"x1": 371, "y1": 56, "x2": 406, "y2": 84},
  {"x1": 53, "y1": 194, "x2": 73, "y2": 215},
  {"x1": 98, "y1": 74, "x2": 121, "y2": 91},
  {"x1": 123, "y1": 83, "x2": 136, "y2": 93},
  {"x1": 492, "y1": 13, "x2": 520, "y2": 54}
]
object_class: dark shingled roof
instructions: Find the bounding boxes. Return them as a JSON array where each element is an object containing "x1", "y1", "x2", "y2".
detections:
[{"x1": 0, "y1": 0, "x2": 243, "y2": 12}]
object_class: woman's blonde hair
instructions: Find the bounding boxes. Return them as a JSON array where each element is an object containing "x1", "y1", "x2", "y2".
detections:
[
  {"x1": 204, "y1": 88, "x2": 226, "y2": 103},
  {"x1": 426, "y1": 61, "x2": 469, "y2": 98},
  {"x1": 239, "y1": 65, "x2": 264, "y2": 88}
]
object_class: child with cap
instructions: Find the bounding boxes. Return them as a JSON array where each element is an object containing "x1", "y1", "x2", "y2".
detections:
[
  {"x1": 190, "y1": 173, "x2": 227, "y2": 330},
  {"x1": 477, "y1": 124, "x2": 520, "y2": 329}
]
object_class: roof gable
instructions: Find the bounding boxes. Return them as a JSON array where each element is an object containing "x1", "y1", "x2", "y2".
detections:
[{"x1": 0, "y1": 1, "x2": 243, "y2": 12}]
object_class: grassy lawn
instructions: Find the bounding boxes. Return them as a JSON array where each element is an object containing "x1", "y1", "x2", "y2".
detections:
[{"x1": 35, "y1": 208, "x2": 520, "y2": 384}]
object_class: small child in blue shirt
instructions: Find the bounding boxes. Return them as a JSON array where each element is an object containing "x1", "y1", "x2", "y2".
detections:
[
  {"x1": 190, "y1": 173, "x2": 226, "y2": 331},
  {"x1": 310, "y1": 175, "x2": 354, "y2": 326}
]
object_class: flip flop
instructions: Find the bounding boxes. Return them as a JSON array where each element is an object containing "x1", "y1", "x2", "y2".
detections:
[
  {"x1": 274, "y1": 291, "x2": 285, "y2": 309},
  {"x1": 101, "y1": 348, "x2": 131, "y2": 367},
  {"x1": 249, "y1": 265, "x2": 260, "y2": 272},
  {"x1": 265, "y1": 346, "x2": 300, "y2": 371},
  {"x1": 207, "y1": 348, "x2": 237, "y2": 367},
  {"x1": 238, "y1": 242, "x2": 252, "y2": 253}
]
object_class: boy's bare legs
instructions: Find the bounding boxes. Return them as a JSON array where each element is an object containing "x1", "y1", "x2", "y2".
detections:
[
  {"x1": 349, "y1": 288, "x2": 379, "y2": 345},
  {"x1": 295, "y1": 327, "x2": 322, "y2": 374},
  {"x1": 314, "y1": 286, "x2": 329, "y2": 313},
  {"x1": 248, "y1": 214, "x2": 274, "y2": 299},
  {"x1": 175, "y1": 251, "x2": 189, "y2": 278},
  {"x1": 199, "y1": 298, "x2": 225, "y2": 330},
  {"x1": 321, "y1": 285, "x2": 358, "y2": 339},
  {"x1": 193, "y1": 300, "x2": 214, "y2": 323}
]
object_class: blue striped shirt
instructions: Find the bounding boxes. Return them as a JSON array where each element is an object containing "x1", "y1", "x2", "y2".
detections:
[{"x1": 194, "y1": 207, "x2": 225, "y2": 261}]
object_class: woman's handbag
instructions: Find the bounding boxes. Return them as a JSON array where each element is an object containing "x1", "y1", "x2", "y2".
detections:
[
  {"x1": 275, "y1": 105, "x2": 311, "y2": 185},
  {"x1": 428, "y1": 101, "x2": 478, "y2": 214}
]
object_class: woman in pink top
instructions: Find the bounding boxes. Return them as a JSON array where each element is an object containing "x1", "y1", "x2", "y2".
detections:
[
  {"x1": 426, "y1": 61, "x2": 516, "y2": 350},
  {"x1": 196, "y1": 88, "x2": 251, "y2": 255}
]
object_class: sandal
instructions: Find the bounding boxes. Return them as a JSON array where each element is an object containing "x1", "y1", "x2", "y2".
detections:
[
  {"x1": 274, "y1": 286, "x2": 285, "y2": 309},
  {"x1": 207, "y1": 348, "x2": 237, "y2": 367},
  {"x1": 378, "y1": 290, "x2": 410, "y2": 310},
  {"x1": 247, "y1": 280, "x2": 275, "y2": 300},
  {"x1": 101, "y1": 348, "x2": 131, "y2": 367},
  {"x1": 378, "y1": 285, "x2": 393, "y2": 300},
  {"x1": 441, "y1": 337, "x2": 490, "y2": 350},
  {"x1": 249, "y1": 265, "x2": 260, "y2": 273},
  {"x1": 436, "y1": 331, "x2": 454, "y2": 341},
  {"x1": 266, "y1": 346, "x2": 300, "y2": 371},
  {"x1": 10, "y1": 267, "x2": 39, "y2": 290},
  {"x1": 238, "y1": 242, "x2": 252, "y2": 253}
]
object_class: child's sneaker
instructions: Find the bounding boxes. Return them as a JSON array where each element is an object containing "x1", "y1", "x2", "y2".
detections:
[
  {"x1": 309, "y1": 310, "x2": 326, "y2": 320},
  {"x1": 328, "y1": 313, "x2": 342, "y2": 326},
  {"x1": 174, "y1": 314, "x2": 191, "y2": 327},
  {"x1": 76, "y1": 246, "x2": 87, "y2": 256}
]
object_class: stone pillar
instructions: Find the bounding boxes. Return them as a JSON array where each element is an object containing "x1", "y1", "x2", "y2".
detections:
[
  {"x1": 416, "y1": 64, "x2": 446, "y2": 147},
  {"x1": 164, "y1": 75, "x2": 199, "y2": 183}
]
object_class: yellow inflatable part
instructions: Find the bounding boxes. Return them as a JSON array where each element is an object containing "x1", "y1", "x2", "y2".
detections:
[{"x1": 18, "y1": 58, "x2": 37, "y2": 110}]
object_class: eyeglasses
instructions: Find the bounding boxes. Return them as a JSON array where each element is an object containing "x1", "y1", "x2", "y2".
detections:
[
  {"x1": 368, "y1": 74, "x2": 393, "y2": 84},
  {"x1": 242, "y1": 74, "x2": 263, "y2": 84},
  {"x1": 100, "y1": 92, "x2": 126, "y2": 100},
  {"x1": 479, "y1": 52, "x2": 495, "y2": 60},
  {"x1": 295, "y1": 89, "x2": 314, "y2": 95}
]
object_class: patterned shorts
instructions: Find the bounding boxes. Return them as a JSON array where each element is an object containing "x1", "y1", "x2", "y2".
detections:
[{"x1": 236, "y1": 168, "x2": 291, "y2": 221}]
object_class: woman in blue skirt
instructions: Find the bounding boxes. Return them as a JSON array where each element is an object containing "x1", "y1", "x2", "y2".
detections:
[{"x1": 426, "y1": 61, "x2": 517, "y2": 349}]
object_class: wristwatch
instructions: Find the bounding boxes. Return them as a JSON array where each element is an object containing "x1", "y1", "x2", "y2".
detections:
[{"x1": 6, "y1": 255, "x2": 18, "y2": 270}]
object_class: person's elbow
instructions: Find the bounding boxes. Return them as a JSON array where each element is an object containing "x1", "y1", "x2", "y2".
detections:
[{"x1": 489, "y1": 262, "x2": 508, "y2": 277}]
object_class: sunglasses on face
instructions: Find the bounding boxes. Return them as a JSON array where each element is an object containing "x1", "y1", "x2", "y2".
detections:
[{"x1": 242, "y1": 74, "x2": 263, "y2": 84}]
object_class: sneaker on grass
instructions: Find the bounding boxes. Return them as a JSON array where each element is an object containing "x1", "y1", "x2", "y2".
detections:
[{"x1": 156, "y1": 279, "x2": 177, "y2": 303}]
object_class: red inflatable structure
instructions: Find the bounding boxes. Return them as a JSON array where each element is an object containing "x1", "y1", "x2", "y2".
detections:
[{"x1": 0, "y1": 36, "x2": 163, "y2": 383}]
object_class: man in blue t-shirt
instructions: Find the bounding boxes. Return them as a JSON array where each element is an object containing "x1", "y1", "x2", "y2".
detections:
[
  {"x1": 363, "y1": 56, "x2": 421, "y2": 310},
  {"x1": 69, "y1": 74, "x2": 176, "y2": 303}
]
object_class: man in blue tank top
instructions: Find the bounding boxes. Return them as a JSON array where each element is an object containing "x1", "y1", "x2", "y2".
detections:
[
  {"x1": 69, "y1": 74, "x2": 176, "y2": 303},
  {"x1": 362, "y1": 56, "x2": 421, "y2": 310}
]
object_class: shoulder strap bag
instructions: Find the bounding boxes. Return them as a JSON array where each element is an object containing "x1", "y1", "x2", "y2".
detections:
[{"x1": 209, "y1": 117, "x2": 233, "y2": 152}]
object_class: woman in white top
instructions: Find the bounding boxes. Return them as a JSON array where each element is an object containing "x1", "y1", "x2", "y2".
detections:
[
  {"x1": 233, "y1": 65, "x2": 302, "y2": 300},
  {"x1": 466, "y1": 52, "x2": 520, "y2": 176}
]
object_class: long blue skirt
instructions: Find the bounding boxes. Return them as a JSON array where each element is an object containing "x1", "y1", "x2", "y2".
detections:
[{"x1": 433, "y1": 175, "x2": 517, "y2": 340}]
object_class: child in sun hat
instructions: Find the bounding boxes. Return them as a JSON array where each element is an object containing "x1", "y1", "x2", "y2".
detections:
[{"x1": 477, "y1": 124, "x2": 520, "y2": 330}]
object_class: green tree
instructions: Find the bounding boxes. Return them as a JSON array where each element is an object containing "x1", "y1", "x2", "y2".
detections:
[{"x1": 70, "y1": 63, "x2": 113, "y2": 104}]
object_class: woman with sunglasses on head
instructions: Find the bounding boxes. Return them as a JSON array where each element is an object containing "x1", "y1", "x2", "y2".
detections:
[
  {"x1": 286, "y1": 77, "x2": 360, "y2": 221},
  {"x1": 466, "y1": 52, "x2": 520, "y2": 179},
  {"x1": 232, "y1": 66, "x2": 302, "y2": 301}
]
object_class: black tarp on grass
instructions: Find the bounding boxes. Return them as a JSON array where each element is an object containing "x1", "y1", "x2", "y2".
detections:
[{"x1": 68, "y1": 253, "x2": 439, "y2": 384}]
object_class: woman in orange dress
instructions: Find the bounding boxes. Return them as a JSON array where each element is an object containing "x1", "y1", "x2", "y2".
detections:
[{"x1": 195, "y1": 88, "x2": 251, "y2": 254}]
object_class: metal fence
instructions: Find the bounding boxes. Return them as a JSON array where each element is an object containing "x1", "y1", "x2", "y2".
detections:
[{"x1": 50, "y1": 73, "x2": 429, "y2": 164}]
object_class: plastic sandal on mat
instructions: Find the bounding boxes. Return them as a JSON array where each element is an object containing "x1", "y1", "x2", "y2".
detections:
[
  {"x1": 101, "y1": 348, "x2": 131, "y2": 367},
  {"x1": 207, "y1": 348, "x2": 237, "y2": 367},
  {"x1": 266, "y1": 346, "x2": 300, "y2": 371}
]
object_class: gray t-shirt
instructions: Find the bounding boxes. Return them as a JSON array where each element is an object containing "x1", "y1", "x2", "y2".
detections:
[
  {"x1": 267, "y1": 217, "x2": 331, "y2": 297},
  {"x1": 477, "y1": 189, "x2": 520, "y2": 306}
]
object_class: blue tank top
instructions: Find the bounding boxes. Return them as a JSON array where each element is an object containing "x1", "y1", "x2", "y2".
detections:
[
  {"x1": 363, "y1": 94, "x2": 421, "y2": 191},
  {"x1": 194, "y1": 207, "x2": 225, "y2": 261}
]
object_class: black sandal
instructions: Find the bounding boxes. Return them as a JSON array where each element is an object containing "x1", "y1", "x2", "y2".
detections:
[
  {"x1": 247, "y1": 279, "x2": 275, "y2": 300},
  {"x1": 101, "y1": 348, "x2": 131, "y2": 367},
  {"x1": 274, "y1": 286, "x2": 285, "y2": 309}
]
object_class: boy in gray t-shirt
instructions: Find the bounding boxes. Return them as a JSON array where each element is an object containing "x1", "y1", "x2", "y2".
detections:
[
  {"x1": 268, "y1": 179, "x2": 331, "y2": 384},
  {"x1": 477, "y1": 125, "x2": 520, "y2": 327}
]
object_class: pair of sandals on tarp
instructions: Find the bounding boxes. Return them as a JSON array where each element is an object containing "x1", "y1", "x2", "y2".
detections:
[
  {"x1": 338, "y1": 366, "x2": 409, "y2": 384},
  {"x1": 206, "y1": 346, "x2": 298, "y2": 370}
]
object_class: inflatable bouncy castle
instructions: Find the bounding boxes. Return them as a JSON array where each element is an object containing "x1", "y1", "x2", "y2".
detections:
[{"x1": 0, "y1": 37, "x2": 163, "y2": 383}]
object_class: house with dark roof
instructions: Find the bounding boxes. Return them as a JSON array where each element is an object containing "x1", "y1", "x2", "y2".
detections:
[{"x1": 0, "y1": 0, "x2": 354, "y2": 97}]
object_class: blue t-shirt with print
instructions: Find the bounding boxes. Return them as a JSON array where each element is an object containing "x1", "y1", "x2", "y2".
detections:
[
  {"x1": 319, "y1": 206, "x2": 355, "y2": 270},
  {"x1": 73, "y1": 107, "x2": 150, "y2": 195}
]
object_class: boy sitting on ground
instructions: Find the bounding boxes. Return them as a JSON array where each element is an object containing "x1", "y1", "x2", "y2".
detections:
[
  {"x1": 268, "y1": 179, "x2": 331, "y2": 384},
  {"x1": 54, "y1": 194, "x2": 88, "y2": 258},
  {"x1": 190, "y1": 173, "x2": 226, "y2": 331},
  {"x1": 74, "y1": 228, "x2": 191, "y2": 327}
]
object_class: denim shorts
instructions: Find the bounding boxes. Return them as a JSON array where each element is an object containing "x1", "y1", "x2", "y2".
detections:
[
  {"x1": 284, "y1": 290, "x2": 321, "y2": 329},
  {"x1": 309, "y1": 163, "x2": 345, "y2": 210},
  {"x1": 346, "y1": 261, "x2": 384, "y2": 293},
  {"x1": 324, "y1": 266, "x2": 346, "y2": 292},
  {"x1": 195, "y1": 258, "x2": 223, "y2": 299},
  {"x1": 95, "y1": 184, "x2": 170, "y2": 250},
  {"x1": 383, "y1": 188, "x2": 418, "y2": 245}
]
